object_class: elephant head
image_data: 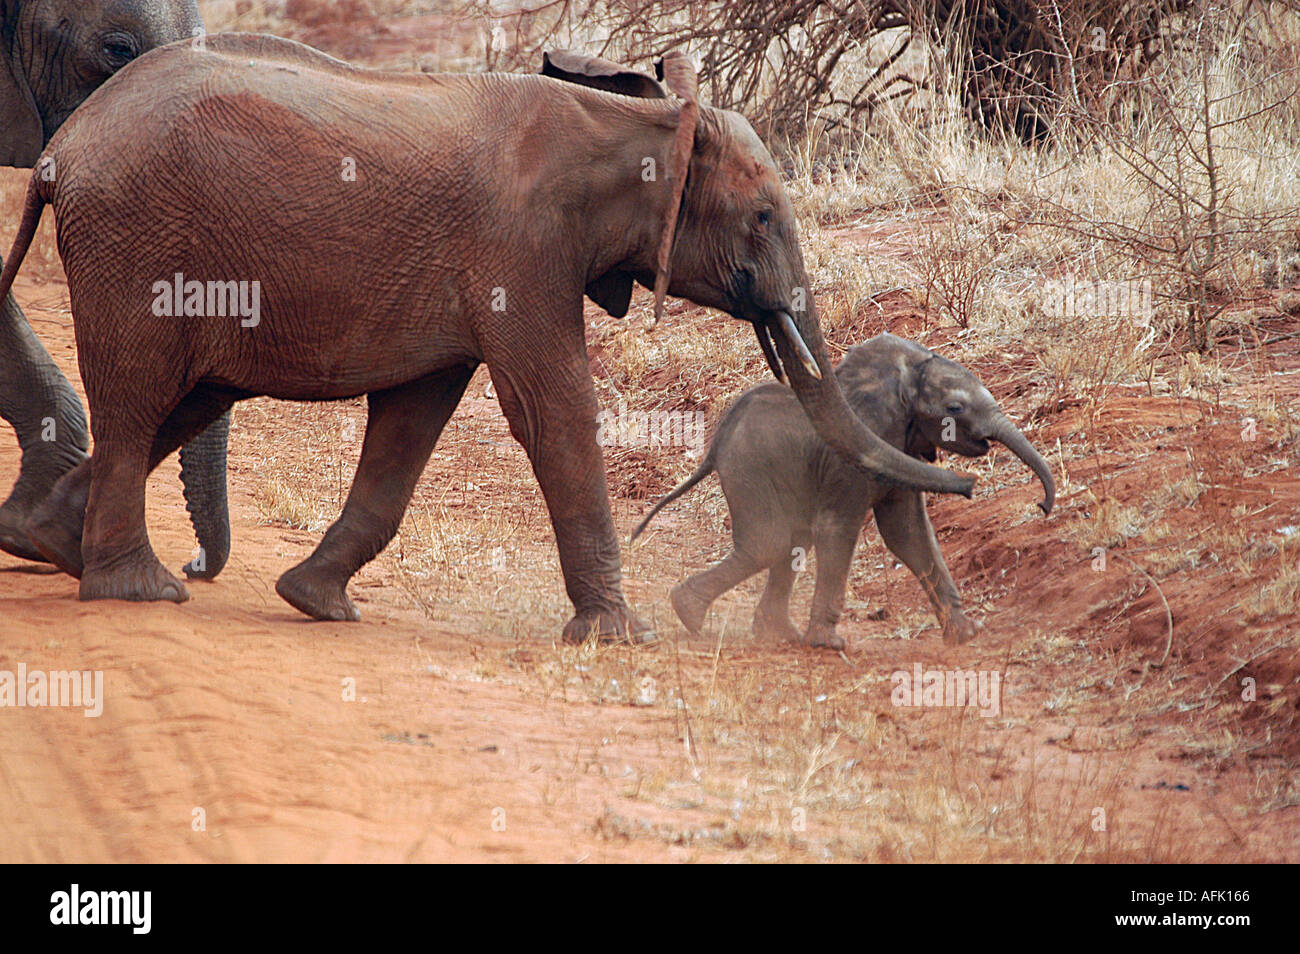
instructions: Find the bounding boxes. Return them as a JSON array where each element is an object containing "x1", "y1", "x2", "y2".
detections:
[
  {"x1": 1, "y1": 0, "x2": 202, "y2": 165},
  {"x1": 897, "y1": 343, "x2": 1055, "y2": 515},
  {"x1": 541, "y1": 51, "x2": 974, "y2": 498}
]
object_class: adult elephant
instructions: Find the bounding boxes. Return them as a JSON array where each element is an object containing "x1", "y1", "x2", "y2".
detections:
[{"x1": 0, "y1": 0, "x2": 230, "y2": 578}]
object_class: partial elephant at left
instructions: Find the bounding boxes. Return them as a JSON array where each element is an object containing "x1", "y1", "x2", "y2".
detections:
[{"x1": 0, "y1": 0, "x2": 230, "y2": 578}]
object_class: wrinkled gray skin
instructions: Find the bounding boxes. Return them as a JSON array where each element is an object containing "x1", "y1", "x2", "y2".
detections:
[
  {"x1": 633, "y1": 334, "x2": 1055, "y2": 649},
  {"x1": 0, "y1": 0, "x2": 228, "y2": 579}
]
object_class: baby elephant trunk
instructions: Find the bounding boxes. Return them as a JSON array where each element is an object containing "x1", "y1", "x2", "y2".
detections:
[{"x1": 987, "y1": 411, "x2": 1056, "y2": 515}]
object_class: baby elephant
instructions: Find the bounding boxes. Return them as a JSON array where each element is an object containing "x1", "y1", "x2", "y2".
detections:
[{"x1": 632, "y1": 333, "x2": 1055, "y2": 649}]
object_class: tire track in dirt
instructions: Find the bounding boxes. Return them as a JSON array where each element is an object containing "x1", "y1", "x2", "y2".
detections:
[{"x1": 0, "y1": 272, "x2": 707, "y2": 862}]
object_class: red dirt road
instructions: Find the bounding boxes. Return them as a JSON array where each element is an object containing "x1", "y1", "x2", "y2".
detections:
[
  {"x1": 0, "y1": 278, "x2": 706, "y2": 863},
  {"x1": 0, "y1": 122, "x2": 1297, "y2": 860},
  {"x1": 2, "y1": 265, "x2": 1297, "y2": 862}
]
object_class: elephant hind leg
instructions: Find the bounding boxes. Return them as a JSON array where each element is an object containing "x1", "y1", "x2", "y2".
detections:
[
  {"x1": 752, "y1": 545, "x2": 803, "y2": 643},
  {"x1": 675, "y1": 496, "x2": 791, "y2": 638},
  {"x1": 672, "y1": 549, "x2": 767, "y2": 637},
  {"x1": 23, "y1": 460, "x2": 90, "y2": 578},
  {"x1": 276, "y1": 364, "x2": 475, "y2": 622},
  {"x1": 0, "y1": 292, "x2": 90, "y2": 563},
  {"x1": 25, "y1": 384, "x2": 237, "y2": 585},
  {"x1": 77, "y1": 438, "x2": 189, "y2": 605}
]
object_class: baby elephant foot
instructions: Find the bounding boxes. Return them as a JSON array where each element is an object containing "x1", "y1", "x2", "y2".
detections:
[
  {"x1": 805, "y1": 624, "x2": 846, "y2": 652},
  {"x1": 80, "y1": 552, "x2": 189, "y2": 604},
  {"x1": 670, "y1": 582, "x2": 711, "y2": 637},
  {"x1": 942, "y1": 612, "x2": 981, "y2": 646},
  {"x1": 276, "y1": 562, "x2": 360, "y2": 622},
  {"x1": 752, "y1": 610, "x2": 801, "y2": 644},
  {"x1": 562, "y1": 605, "x2": 655, "y2": 645}
]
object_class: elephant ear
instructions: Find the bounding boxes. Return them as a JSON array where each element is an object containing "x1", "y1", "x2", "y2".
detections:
[
  {"x1": 541, "y1": 51, "x2": 666, "y2": 99},
  {"x1": 542, "y1": 51, "x2": 667, "y2": 318},
  {"x1": 650, "y1": 51, "x2": 699, "y2": 328},
  {"x1": 0, "y1": 52, "x2": 43, "y2": 167},
  {"x1": 541, "y1": 50, "x2": 697, "y2": 322}
]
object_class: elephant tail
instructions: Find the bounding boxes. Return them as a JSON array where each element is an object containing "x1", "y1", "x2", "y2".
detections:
[
  {"x1": 630, "y1": 452, "x2": 715, "y2": 542},
  {"x1": 0, "y1": 173, "x2": 48, "y2": 304}
]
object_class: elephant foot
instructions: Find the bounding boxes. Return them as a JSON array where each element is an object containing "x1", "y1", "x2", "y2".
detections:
[
  {"x1": 752, "y1": 610, "x2": 801, "y2": 644},
  {"x1": 941, "y1": 611, "x2": 981, "y2": 646},
  {"x1": 0, "y1": 444, "x2": 88, "y2": 564},
  {"x1": 80, "y1": 552, "x2": 189, "y2": 604},
  {"x1": 670, "y1": 582, "x2": 711, "y2": 637},
  {"x1": 562, "y1": 604, "x2": 655, "y2": 645},
  {"x1": 0, "y1": 503, "x2": 48, "y2": 563},
  {"x1": 805, "y1": 624, "x2": 846, "y2": 652},
  {"x1": 276, "y1": 562, "x2": 360, "y2": 622},
  {"x1": 23, "y1": 469, "x2": 92, "y2": 579}
]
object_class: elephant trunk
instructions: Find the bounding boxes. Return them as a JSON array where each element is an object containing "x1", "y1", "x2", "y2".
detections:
[
  {"x1": 767, "y1": 307, "x2": 974, "y2": 497},
  {"x1": 987, "y1": 411, "x2": 1055, "y2": 515},
  {"x1": 180, "y1": 412, "x2": 232, "y2": 580}
]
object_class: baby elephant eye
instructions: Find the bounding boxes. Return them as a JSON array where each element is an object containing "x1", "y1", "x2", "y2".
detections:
[
  {"x1": 756, "y1": 209, "x2": 772, "y2": 228},
  {"x1": 945, "y1": 404, "x2": 963, "y2": 416}
]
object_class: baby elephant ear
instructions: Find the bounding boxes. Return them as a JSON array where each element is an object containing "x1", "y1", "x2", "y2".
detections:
[
  {"x1": 0, "y1": 54, "x2": 44, "y2": 167},
  {"x1": 541, "y1": 50, "x2": 666, "y2": 99}
]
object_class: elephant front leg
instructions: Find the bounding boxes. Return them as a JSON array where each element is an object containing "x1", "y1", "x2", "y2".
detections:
[
  {"x1": 874, "y1": 492, "x2": 979, "y2": 645},
  {"x1": 275, "y1": 366, "x2": 475, "y2": 621},
  {"x1": 488, "y1": 361, "x2": 650, "y2": 645},
  {"x1": 0, "y1": 290, "x2": 89, "y2": 563}
]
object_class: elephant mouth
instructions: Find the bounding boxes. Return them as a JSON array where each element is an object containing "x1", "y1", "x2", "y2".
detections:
[{"x1": 751, "y1": 311, "x2": 821, "y2": 384}]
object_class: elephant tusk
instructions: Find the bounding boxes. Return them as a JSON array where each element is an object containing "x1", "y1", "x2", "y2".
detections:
[
  {"x1": 753, "y1": 322, "x2": 786, "y2": 384},
  {"x1": 775, "y1": 311, "x2": 822, "y2": 381}
]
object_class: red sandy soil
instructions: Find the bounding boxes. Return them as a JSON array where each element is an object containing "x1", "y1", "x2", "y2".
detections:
[
  {"x1": 1, "y1": 246, "x2": 1297, "y2": 861},
  {"x1": 0, "y1": 11, "x2": 1296, "y2": 861}
]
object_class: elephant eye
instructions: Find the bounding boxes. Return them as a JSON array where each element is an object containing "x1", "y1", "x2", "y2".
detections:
[
  {"x1": 945, "y1": 404, "x2": 963, "y2": 416},
  {"x1": 756, "y1": 209, "x2": 772, "y2": 228},
  {"x1": 101, "y1": 34, "x2": 139, "y2": 68}
]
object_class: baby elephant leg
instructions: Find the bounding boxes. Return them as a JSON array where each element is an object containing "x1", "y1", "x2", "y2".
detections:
[
  {"x1": 674, "y1": 492, "x2": 787, "y2": 639},
  {"x1": 671, "y1": 550, "x2": 765, "y2": 638},
  {"x1": 805, "y1": 521, "x2": 859, "y2": 651},
  {"x1": 874, "y1": 491, "x2": 979, "y2": 645},
  {"x1": 752, "y1": 544, "x2": 803, "y2": 643}
]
